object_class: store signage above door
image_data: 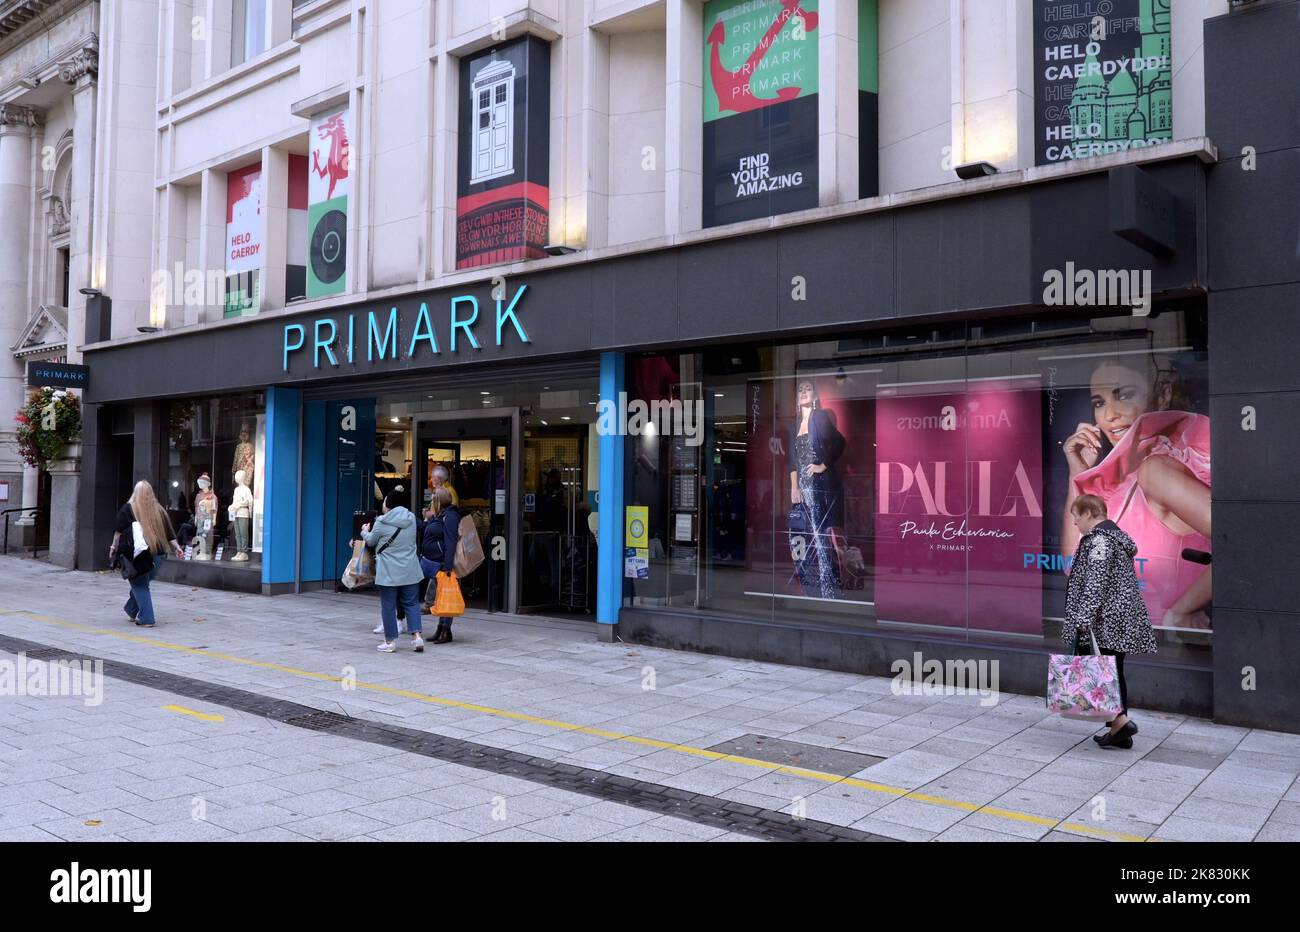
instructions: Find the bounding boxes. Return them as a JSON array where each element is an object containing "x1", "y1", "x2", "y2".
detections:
[
  {"x1": 282, "y1": 283, "x2": 531, "y2": 372},
  {"x1": 27, "y1": 360, "x2": 89, "y2": 389}
]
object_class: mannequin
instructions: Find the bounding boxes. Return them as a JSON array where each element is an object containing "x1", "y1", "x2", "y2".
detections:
[
  {"x1": 193, "y1": 473, "x2": 218, "y2": 560},
  {"x1": 230, "y1": 469, "x2": 254, "y2": 562},
  {"x1": 233, "y1": 422, "x2": 255, "y2": 483}
]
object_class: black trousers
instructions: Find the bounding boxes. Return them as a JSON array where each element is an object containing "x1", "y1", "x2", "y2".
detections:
[{"x1": 1099, "y1": 648, "x2": 1128, "y2": 715}]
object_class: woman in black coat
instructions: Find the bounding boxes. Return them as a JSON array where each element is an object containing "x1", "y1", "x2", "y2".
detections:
[
  {"x1": 418, "y1": 487, "x2": 461, "y2": 644},
  {"x1": 1063, "y1": 494, "x2": 1158, "y2": 749},
  {"x1": 787, "y1": 377, "x2": 846, "y2": 599}
]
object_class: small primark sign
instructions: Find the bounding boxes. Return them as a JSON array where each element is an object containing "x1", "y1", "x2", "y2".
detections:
[{"x1": 27, "y1": 361, "x2": 88, "y2": 389}]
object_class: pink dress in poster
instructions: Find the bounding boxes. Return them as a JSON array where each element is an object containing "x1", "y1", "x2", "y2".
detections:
[{"x1": 1071, "y1": 410, "x2": 1211, "y2": 628}]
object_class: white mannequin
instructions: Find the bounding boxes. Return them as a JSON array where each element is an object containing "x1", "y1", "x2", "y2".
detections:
[{"x1": 230, "y1": 469, "x2": 254, "y2": 561}]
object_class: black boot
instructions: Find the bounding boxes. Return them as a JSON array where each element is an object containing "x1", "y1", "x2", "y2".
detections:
[{"x1": 432, "y1": 623, "x2": 453, "y2": 644}]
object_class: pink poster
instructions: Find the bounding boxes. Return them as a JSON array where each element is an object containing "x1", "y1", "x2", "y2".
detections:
[{"x1": 874, "y1": 382, "x2": 1043, "y2": 634}]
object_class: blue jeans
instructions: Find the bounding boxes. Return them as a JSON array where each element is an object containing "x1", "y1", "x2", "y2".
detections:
[
  {"x1": 379, "y1": 583, "x2": 422, "y2": 640},
  {"x1": 124, "y1": 554, "x2": 164, "y2": 624}
]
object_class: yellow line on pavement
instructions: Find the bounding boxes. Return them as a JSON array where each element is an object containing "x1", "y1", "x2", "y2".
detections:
[
  {"x1": 2, "y1": 608, "x2": 1152, "y2": 842},
  {"x1": 162, "y1": 704, "x2": 225, "y2": 722}
]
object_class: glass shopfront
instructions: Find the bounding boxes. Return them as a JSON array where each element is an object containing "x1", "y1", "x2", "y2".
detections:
[
  {"x1": 164, "y1": 392, "x2": 267, "y2": 570},
  {"x1": 623, "y1": 307, "x2": 1212, "y2": 666},
  {"x1": 313, "y1": 369, "x2": 602, "y2": 617}
]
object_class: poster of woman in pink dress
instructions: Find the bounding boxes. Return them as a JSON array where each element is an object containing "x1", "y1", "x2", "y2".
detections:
[{"x1": 1059, "y1": 355, "x2": 1211, "y2": 631}]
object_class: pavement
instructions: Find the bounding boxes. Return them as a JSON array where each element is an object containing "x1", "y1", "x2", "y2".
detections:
[{"x1": 1, "y1": 555, "x2": 1299, "y2": 843}]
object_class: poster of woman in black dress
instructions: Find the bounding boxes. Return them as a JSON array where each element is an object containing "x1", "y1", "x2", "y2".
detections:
[{"x1": 788, "y1": 377, "x2": 846, "y2": 600}]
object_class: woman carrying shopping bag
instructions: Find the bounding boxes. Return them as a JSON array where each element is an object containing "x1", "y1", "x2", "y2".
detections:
[
  {"x1": 1060, "y1": 494, "x2": 1158, "y2": 749},
  {"x1": 109, "y1": 481, "x2": 183, "y2": 627},
  {"x1": 418, "y1": 486, "x2": 462, "y2": 644},
  {"x1": 362, "y1": 490, "x2": 426, "y2": 653}
]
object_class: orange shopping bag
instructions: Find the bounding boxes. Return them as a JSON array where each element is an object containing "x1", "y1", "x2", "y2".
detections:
[{"x1": 431, "y1": 571, "x2": 465, "y2": 617}]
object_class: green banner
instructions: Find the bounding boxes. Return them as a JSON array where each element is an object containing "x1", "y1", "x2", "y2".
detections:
[{"x1": 703, "y1": 0, "x2": 820, "y2": 123}]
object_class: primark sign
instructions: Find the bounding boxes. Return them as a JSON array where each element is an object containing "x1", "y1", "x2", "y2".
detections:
[{"x1": 282, "y1": 284, "x2": 531, "y2": 372}]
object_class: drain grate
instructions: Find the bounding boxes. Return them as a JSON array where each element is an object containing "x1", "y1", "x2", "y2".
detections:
[{"x1": 281, "y1": 710, "x2": 355, "y2": 732}]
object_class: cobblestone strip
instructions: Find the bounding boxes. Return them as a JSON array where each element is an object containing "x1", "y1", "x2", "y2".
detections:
[{"x1": 0, "y1": 634, "x2": 892, "y2": 843}]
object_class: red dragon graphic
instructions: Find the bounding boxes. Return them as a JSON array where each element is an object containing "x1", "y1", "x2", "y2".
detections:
[
  {"x1": 708, "y1": 0, "x2": 819, "y2": 114},
  {"x1": 311, "y1": 113, "x2": 350, "y2": 200}
]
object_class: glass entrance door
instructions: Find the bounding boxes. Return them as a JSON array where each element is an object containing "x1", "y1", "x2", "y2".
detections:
[{"x1": 415, "y1": 417, "x2": 510, "y2": 612}]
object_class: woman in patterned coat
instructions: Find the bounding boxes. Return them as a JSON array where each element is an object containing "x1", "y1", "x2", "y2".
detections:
[{"x1": 1063, "y1": 494, "x2": 1158, "y2": 749}]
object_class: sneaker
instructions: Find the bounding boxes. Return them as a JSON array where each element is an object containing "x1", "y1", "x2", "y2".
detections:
[
  {"x1": 411, "y1": 633, "x2": 424, "y2": 653},
  {"x1": 373, "y1": 622, "x2": 384, "y2": 634},
  {"x1": 376, "y1": 641, "x2": 396, "y2": 653},
  {"x1": 398, "y1": 621, "x2": 409, "y2": 635}
]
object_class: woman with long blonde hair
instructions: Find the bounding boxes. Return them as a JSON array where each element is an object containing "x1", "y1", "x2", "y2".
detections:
[{"x1": 110, "y1": 480, "x2": 182, "y2": 627}]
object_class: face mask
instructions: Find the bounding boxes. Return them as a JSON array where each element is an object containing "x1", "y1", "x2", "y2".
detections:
[{"x1": 198, "y1": 478, "x2": 211, "y2": 491}]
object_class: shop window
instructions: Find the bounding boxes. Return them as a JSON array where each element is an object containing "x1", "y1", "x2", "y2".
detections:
[
  {"x1": 166, "y1": 393, "x2": 267, "y2": 569},
  {"x1": 623, "y1": 308, "x2": 1212, "y2": 666}
]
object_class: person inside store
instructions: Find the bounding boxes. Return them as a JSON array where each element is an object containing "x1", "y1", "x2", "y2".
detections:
[
  {"x1": 359, "y1": 490, "x2": 426, "y2": 653},
  {"x1": 429, "y1": 463, "x2": 459, "y2": 507},
  {"x1": 1062, "y1": 493, "x2": 1158, "y2": 749},
  {"x1": 788, "y1": 377, "x2": 845, "y2": 600},
  {"x1": 418, "y1": 486, "x2": 462, "y2": 644},
  {"x1": 109, "y1": 481, "x2": 184, "y2": 627},
  {"x1": 1060, "y1": 356, "x2": 1211, "y2": 630}
]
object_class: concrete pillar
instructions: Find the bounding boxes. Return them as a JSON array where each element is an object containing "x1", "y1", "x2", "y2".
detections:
[
  {"x1": 0, "y1": 105, "x2": 39, "y2": 487},
  {"x1": 46, "y1": 442, "x2": 81, "y2": 568},
  {"x1": 198, "y1": 168, "x2": 228, "y2": 323},
  {"x1": 60, "y1": 42, "x2": 98, "y2": 361},
  {"x1": 664, "y1": 0, "x2": 703, "y2": 236},
  {"x1": 261, "y1": 145, "x2": 288, "y2": 312},
  {"x1": 818, "y1": 0, "x2": 859, "y2": 205}
]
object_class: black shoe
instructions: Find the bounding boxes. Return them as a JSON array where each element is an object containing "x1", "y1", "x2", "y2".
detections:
[
  {"x1": 1095, "y1": 724, "x2": 1136, "y2": 749},
  {"x1": 1094, "y1": 720, "x2": 1138, "y2": 744},
  {"x1": 1102, "y1": 719, "x2": 1138, "y2": 735},
  {"x1": 432, "y1": 624, "x2": 453, "y2": 644}
]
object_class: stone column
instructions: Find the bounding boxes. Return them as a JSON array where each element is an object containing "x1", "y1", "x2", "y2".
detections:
[
  {"x1": 0, "y1": 105, "x2": 40, "y2": 540},
  {"x1": 46, "y1": 441, "x2": 81, "y2": 568},
  {"x1": 60, "y1": 38, "x2": 98, "y2": 358}
]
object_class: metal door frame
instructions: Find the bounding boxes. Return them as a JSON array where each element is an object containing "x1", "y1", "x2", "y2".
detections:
[{"x1": 411, "y1": 407, "x2": 521, "y2": 615}]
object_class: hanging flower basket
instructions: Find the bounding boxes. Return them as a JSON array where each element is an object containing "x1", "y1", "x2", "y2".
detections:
[{"x1": 15, "y1": 387, "x2": 82, "y2": 471}]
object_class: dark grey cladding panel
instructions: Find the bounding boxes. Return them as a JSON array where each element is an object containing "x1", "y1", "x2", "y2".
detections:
[
  {"x1": 1213, "y1": 502, "x2": 1300, "y2": 614},
  {"x1": 1212, "y1": 608, "x2": 1300, "y2": 732},
  {"x1": 678, "y1": 236, "x2": 779, "y2": 340},
  {"x1": 1031, "y1": 161, "x2": 1203, "y2": 298},
  {"x1": 1210, "y1": 392, "x2": 1300, "y2": 503},
  {"x1": 896, "y1": 189, "x2": 1034, "y2": 316},
  {"x1": 588, "y1": 261, "x2": 617, "y2": 349},
  {"x1": 777, "y1": 213, "x2": 894, "y2": 330},
  {"x1": 610, "y1": 249, "x2": 679, "y2": 346},
  {"x1": 1205, "y1": 0, "x2": 1300, "y2": 157},
  {"x1": 1208, "y1": 285, "x2": 1300, "y2": 395},
  {"x1": 1207, "y1": 147, "x2": 1300, "y2": 292}
]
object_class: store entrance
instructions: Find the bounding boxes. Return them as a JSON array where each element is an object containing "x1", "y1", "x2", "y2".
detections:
[{"x1": 414, "y1": 416, "x2": 510, "y2": 613}]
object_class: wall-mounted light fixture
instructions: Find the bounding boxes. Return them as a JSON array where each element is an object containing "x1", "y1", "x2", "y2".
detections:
[{"x1": 954, "y1": 161, "x2": 999, "y2": 180}]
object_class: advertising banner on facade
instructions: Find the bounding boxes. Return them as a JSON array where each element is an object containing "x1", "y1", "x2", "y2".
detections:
[
  {"x1": 1038, "y1": 345, "x2": 1211, "y2": 632},
  {"x1": 307, "y1": 106, "x2": 351, "y2": 298},
  {"x1": 1033, "y1": 0, "x2": 1172, "y2": 165},
  {"x1": 703, "y1": 0, "x2": 819, "y2": 227},
  {"x1": 874, "y1": 383, "x2": 1044, "y2": 634},
  {"x1": 456, "y1": 37, "x2": 551, "y2": 269},
  {"x1": 225, "y1": 163, "x2": 263, "y2": 318},
  {"x1": 858, "y1": 0, "x2": 879, "y2": 199}
]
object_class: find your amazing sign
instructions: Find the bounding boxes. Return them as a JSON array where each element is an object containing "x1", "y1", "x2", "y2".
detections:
[{"x1": 282, "y1": 284, "x2": 531, "y2": 373}]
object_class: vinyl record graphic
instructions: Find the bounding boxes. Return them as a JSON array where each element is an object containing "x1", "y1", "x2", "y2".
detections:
[{"x1": 309, "y1": 209, "x2": 347, "y2": 284}]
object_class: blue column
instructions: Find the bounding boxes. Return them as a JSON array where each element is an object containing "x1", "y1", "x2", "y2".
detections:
[
  {"x1": 596, "y1": 352, "x2": 626, "y2": 631},
  {"x1": 262, "y1": 386, "x2": 302, "y2": 591},
  {"x1": 298, "y1": 400, "x2": 326, "y2": 584}
]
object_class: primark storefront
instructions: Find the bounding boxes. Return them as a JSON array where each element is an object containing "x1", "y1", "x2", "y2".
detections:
[{"x1": 75, "y1": 7, "x2": 1300, "y2": 731}]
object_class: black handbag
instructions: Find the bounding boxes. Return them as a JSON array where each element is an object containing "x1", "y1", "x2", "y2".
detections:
[{"x1": 113, "y1": 548, "x2": 154, "y2": 581}]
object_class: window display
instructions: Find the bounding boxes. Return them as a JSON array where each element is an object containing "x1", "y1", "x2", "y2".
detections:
[
  {"x1": 623, "y1": 308, "x2": 1211, "y2": 665},
  {"x1": 166, "y1": 392, "x2": 267, "y2": 569}
]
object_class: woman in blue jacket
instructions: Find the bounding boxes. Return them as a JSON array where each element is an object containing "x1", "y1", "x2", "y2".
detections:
[{"x1": 418, "y1": 487, "x2": 462, "y2": 644}]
